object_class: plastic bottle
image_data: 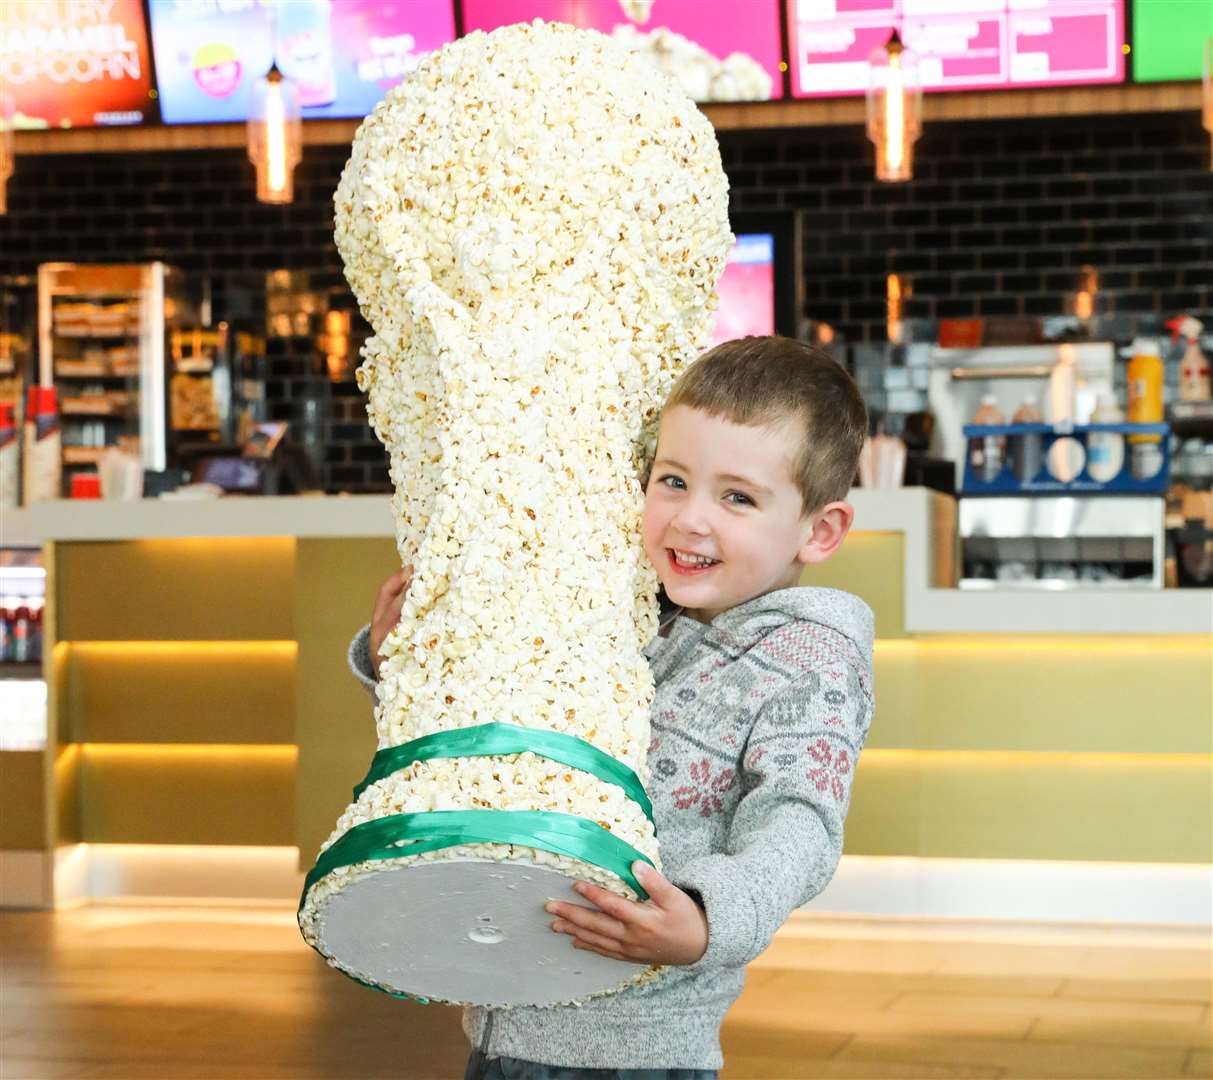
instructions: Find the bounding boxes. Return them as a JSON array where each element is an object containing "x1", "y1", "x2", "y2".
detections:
[
  {"x1": 1010, "y1": 394, "x2": 1043, "y2": 484},
  {"x1": 1087, "y1": 391, "x2": 1125, "y2": 483},
  {"x1": 1127, "y1": 337, "x2": 1165, "y2": 480},
  {"x1": 970, "y1": 394, "x2": 1006, "y2": 483},
  {"x1": 0, "y1": 402, "x2": 17, "y2": 509},
  {"x1": 1168, "y1": 316, "x2": 1211, "y2": 402},
  {"x1": 11, "y1": 601, "x2": 30, "y2": 664},
  {"x1": 22, "y1": 386, "x2": 62, "y2": 503}
]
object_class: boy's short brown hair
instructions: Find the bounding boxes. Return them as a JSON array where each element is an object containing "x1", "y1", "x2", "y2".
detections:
[{"x1": 663, "y1": 336, "x2": 868, "y2": 515}]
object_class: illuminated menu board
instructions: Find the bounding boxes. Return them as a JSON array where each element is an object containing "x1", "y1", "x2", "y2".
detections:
[
  {"x1": 788, "y1": 0, "x2": 1125, "y2": 98},
  {"x1": 460, "y1": 0, "x2": 784, "y2": 101},
  {"x1": 0, "y1": 0, "x2": 154, "y2": 127},
  {"x1": 711, "y1": 234, "x2": 776, "y2": 347},
  {"x1": 148, "y1": 0, "x2": 457, "y2": 124},
  {"x1": 1132, "y1": 0, "x2": 1212, "y2": 82}
]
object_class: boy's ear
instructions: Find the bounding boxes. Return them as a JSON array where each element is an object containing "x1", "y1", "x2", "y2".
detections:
[{"x1": 796, "y1": 500, "x2": 854, "y2": 565}]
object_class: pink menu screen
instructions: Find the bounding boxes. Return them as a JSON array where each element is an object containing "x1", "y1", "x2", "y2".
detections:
[
  {"x1": 461, "y1": 0, "x2": 784, "y2": 100},
  {"x1": 710, "y1": 235, "x2": 776, "y2": 347},
  {"x1": 788, "y1": 0, "x2": 1124, "y2": 97}
]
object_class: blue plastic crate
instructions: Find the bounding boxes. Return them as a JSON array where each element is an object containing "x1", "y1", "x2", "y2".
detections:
[{"x1": 961, "y1": 422, "x2": 1170, "y2": 495}]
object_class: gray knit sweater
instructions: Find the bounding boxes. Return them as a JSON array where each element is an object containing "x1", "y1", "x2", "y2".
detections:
[{"x1": 346, "y1": 586, "x2": 874, "y2": 1070}]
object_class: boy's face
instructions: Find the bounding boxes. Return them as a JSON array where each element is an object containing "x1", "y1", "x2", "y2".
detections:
[{"x1": 642, "y1": 405, "x2": 820, "y2": 624}]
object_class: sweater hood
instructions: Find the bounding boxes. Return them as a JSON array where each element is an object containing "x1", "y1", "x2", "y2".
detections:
[{"x1": 651, "y1": 586, "x2": 875, "y2": 672}]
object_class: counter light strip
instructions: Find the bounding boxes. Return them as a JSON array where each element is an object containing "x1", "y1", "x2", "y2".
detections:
[
  {"x1": 75, "y1": 744, "x2": 298, "y2": 758},
  {"x1": 56, "y1": 639, "x2": 1210, "y2": 654},
  {"x1": 64, "y1": 642, "x2": 298, "y2": 653},
  {"x1": 59, "y1": 746, "x2": 1209, "y2": 768},
  {"x1": 874, "y1": 637, "x2": 1212, "y2": 653},
  {"x1": 858, "y1": 749, "x2": 1210, "y2": 767}
]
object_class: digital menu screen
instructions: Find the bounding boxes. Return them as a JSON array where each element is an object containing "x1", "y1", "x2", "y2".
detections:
[
  {"x1": 148, "y1": 0, "x2": 457, "y2": 124},
  {"x1": 710, "y1": 234, "x2": 776, "y2": 347},
  {"x1": 1132, "y1": 0, "x2": 1212, "y2": 82},
  {"x1": 460, "y1": 0, "x2": 784, "y2": 101},
  {"x1": 0, "y1": 0, "x2": 154, "y2": 127},
  {"x1": 788, "y1": 0, "x2": 1125, "y2": 98}
]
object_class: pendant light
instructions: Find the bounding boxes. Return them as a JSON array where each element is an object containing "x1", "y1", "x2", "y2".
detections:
[
  {"x1": 867, "y1": 30, "x2": 922, "y2": 183},
  {"x1": 887, "y1": 272, "x2": 909, "y2": 344},
  {"x1": 248, "y1": 63, "x2": 302, "y2": 204},
  {"x1": 1069, "y1": 265, "x2": 1099, "y2": 321}
]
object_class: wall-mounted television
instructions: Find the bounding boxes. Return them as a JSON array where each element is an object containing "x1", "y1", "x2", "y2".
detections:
[
  {"x1": 711, "y1": 211, "x2": 800, "y2": 347},
  {"x1": 460, "y1": 0, "x2": 785, "y2": 101},
  {"x1": 0, "y1": 0, "x2": 153, "y2": 127},
  {"x1": 788, "y1": 0, "x2": 1125, "y2": 98},
  {"x1": 1132, "y1": 0, "x2": 1212, "y2": 82},
  {"x1": 148, "y1": 0, "x2": 457, "y2": 124}
]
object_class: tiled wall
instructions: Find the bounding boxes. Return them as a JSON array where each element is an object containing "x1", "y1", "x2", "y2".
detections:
[{"x1": 2, "y1": 109, "x2": 1209, "y2": 492}]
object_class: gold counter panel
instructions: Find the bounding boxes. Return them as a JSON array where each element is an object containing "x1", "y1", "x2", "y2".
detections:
[
  {"x1": 0, "y1": 752, "x2": 49, "y2": 850},
  {"x1": 55, "y1": 538, "x2": 295, "y2": 641},
  {"x1": 60, "y1": 642, "x2": 297, "y2": 745},
  {"x1": 868, "y1": 638, "x2": 1212, "y2": 755},
  {"x1": 846, "y1": 750, "x2": 1212, "y2": 863},
  {"x1": 66, "y1": 744, "x2": 296, "y2": 846},
  {"x1": 30, "y1": 534, "x2": 1213, "y2": 873},
  {"x1": 294, "y1": 538, "x2": 400, "y2": 866}
]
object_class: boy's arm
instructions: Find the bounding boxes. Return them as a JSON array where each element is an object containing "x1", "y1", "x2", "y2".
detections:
[
  {"x1": 348, "y1": 566, "x2": 413, "y2": 703},
  {"x1": 347, "y1": 623, "x2": 379, "y2": 703},
  {"x1": 669, "y1": 674, "x2": 874, "y2": 972}
]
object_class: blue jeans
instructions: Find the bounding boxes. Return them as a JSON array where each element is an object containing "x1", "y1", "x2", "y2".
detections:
[{"x1": 464, "y1": 1053, "x2": 718, "y2": 1080}]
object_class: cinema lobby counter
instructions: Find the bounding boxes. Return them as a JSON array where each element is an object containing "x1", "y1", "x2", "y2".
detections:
[{"x1": 6, "y1": 490, "x2": 1210, "y2": 923}]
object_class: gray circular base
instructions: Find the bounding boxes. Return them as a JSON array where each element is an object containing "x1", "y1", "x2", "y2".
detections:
[{"x1": 315, "y1": 859, "x2": 649, "y2": 1006}]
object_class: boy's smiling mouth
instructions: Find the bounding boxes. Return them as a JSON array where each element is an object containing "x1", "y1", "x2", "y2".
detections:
[{"x1": 668, "y1": 548, "x2": 721, "y2": 575}]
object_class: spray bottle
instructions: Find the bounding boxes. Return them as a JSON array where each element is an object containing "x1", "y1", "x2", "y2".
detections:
[{"x1": 1167, "y1": 316, "x2": 1210, "y2": 403}]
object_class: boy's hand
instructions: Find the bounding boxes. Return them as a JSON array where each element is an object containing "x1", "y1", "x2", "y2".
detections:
[
  {"x1": 369, "y1": 565, "x2": 413, "y2": 680},
  {"x1": 544, "y1": 862, "x2": 708, "y2": 967}
]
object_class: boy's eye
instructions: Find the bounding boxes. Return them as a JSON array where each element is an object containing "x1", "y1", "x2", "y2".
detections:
[
  {"x1": 726, "y1": 492, "x2": 753, "y2": 506},
  {"x1": 658, "y1": 475, "x2": 686, "y2": 490}
]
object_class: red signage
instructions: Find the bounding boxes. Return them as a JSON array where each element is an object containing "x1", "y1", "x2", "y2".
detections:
[{"x1": 1, "y1": 0, "x2": 153, "y2": 127}]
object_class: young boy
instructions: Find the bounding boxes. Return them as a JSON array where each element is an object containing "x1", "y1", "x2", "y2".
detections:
[{"x1": 348, "y1": 336, "x2": 875, "y2": 1080}]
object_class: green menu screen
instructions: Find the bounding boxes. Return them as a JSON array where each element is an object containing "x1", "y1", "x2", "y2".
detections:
[{"x1": 1133, "y1": 0, "x2": 1213, "y2": 81}]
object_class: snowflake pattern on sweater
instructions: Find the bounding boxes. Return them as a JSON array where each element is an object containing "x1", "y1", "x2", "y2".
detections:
[{"x1": 671, "y1": 758, "x2": 737, "y2": 818}]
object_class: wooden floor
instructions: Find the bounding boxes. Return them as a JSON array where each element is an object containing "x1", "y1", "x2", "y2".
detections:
[{"x1": 1, "y1": 904, "x2": 1209, "y2": 1080}]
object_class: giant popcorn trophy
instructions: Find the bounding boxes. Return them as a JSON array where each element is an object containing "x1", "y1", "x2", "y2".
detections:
[{"x1": 298, "y1": 21, "x2": 731, "y2": 1007}]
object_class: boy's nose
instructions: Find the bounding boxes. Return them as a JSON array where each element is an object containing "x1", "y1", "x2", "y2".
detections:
[{"x1": 670, "y1": 504, "x2": 712, "y2": 536}]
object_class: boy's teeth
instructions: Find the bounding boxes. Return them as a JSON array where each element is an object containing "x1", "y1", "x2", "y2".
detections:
[{"x1": 674, "y1": 550, "x2": 717, "y2": 567}]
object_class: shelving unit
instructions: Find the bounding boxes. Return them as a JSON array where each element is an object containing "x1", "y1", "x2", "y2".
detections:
[{"x1": 37, "y1": 263, "x2": 181, "y2": 492}]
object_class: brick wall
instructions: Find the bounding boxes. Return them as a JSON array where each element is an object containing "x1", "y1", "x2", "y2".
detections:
[
  {"x1": 2, "y1": 108, "x2": 1209, "y2": 492},
  {"x1": 722, "y1": 110, "x2": 1212, "y2": 334}
]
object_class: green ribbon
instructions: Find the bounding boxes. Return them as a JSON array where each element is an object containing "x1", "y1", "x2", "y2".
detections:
[
  {"x1": 300, "y1": 808, "x2": 654, "y2": 905},
  {"x1": 352, "y1": 721, "x2": 654, "y2": 824},
  {"x1": 300, "y1": 724, "x2": 658, "y2": 1001}
]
